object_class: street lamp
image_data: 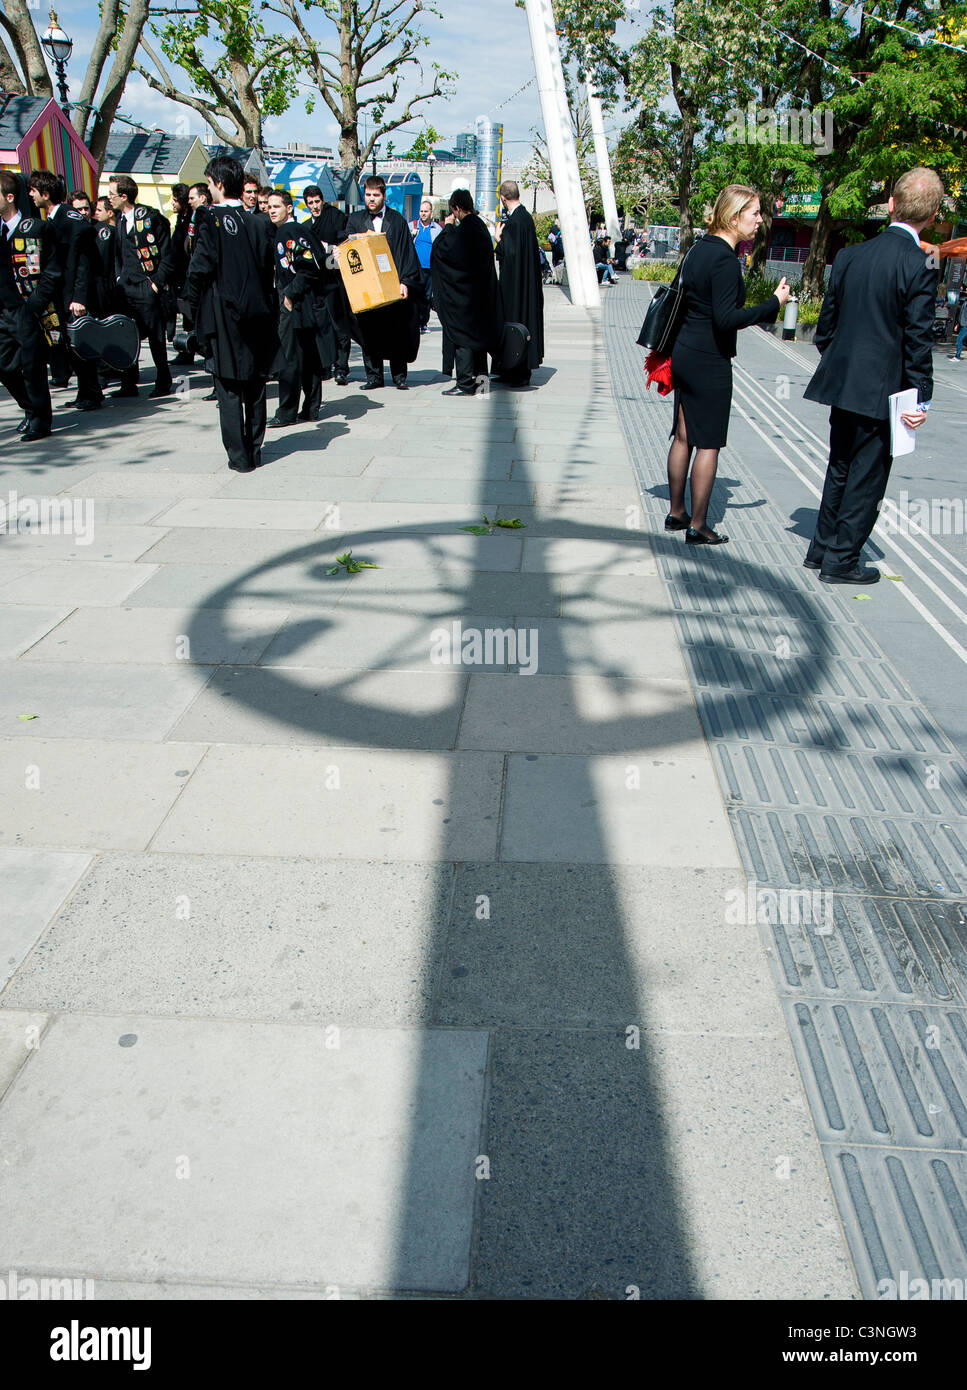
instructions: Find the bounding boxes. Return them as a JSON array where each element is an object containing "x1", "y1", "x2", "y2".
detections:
[
  {"x1": 41, "y1": 8, "x2": 72, "y2": 109},
  {"x1": 427, "y1": 150, "x2": 436, "y2": 196}
]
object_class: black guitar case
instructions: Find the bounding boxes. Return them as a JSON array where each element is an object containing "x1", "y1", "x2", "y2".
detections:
[
  {"x1": 499, "y1": 321, "x2": 531, "y2": 370},
  {"x1": 67, "y1": 314, "x2": 141, "y2": 370}
]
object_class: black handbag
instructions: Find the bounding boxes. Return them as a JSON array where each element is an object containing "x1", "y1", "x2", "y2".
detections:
[{"x1": 635, "y1": 245, "x2": 694, "y2": 354}]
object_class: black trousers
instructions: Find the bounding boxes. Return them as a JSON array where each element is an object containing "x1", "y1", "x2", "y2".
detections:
[
  {"x1": 806, "y1": 406, "x2": 892, "y2": 575},
  {"x1": 0, "y1": 303, "x2": 52, "y2": 425},
  {"x1": 419, "y1": 268, "x2": 432, "y2": 329},
  {"x1": 362, "y1": 349, "x2": 407, "y2": 382},
  {"x1": 118, "y1": 281, "x2": 172, "y2": 391},
  {"x1": 214, "y1": 375, "x2": 267, "y2": 470},
  {"x1": 277, "y1": 311, "x2": 322, "y2": 420},
  {"x1": 454, "y1": 345, "x2": 486, "y2": 392}
]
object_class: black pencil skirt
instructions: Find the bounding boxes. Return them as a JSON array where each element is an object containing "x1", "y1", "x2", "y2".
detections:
[{"x1": 669, "y1": 339, "x2": 734, "y2": 449}]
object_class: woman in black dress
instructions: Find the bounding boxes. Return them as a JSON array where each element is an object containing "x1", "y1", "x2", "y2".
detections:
[{"x1": 666, "y1": 185, "x2": 791, "y2": 544}]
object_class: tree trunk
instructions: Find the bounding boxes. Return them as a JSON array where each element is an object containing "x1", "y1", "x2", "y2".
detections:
[
  {"x1": 4, "y1": 1, "x2": 52, "y2": 97},
  {"x1": 229, "y1": 57, "x2": 261, "y2": 147},
  {"x1": 748, "y1": 205, "x2": 773, "y2": 276},
  {"x1": 0, "y1": 30, "x2": 26, "y2": 95},
  {"x1": 86, "y1": 0, "x2": 150, "y2": 172},
  {"x1": 73, "y1": 0, "x2": 120, "y2": 142},
  {"x1": 801, "y1": 195, "x2": 833, "y2": 299},
  {"x1": 670, "y1": 61, "x2": 696, "y2": 252}
]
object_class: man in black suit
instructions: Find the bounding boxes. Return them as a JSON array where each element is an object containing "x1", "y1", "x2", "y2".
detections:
[
  {"x1": 304, "y1": 183, "x2": 351, "y2": 384},
  {"x1": 28, "y1": 169, "x2": 104, "y2": 410},
  {"x1": 108, "y1": 174, "x2": 175, "y2": 398},
  {"x1": 803, "y1": 167, "x2": 942, "y2": 584},
  {"x1": 337, "y1": 175, "x2": 423, "y2": 389}
]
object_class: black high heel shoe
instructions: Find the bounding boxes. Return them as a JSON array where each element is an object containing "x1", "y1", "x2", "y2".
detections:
[
  {"x1": 685, "y1": 526, "x2": 729, "y2": 545},
  {"x1": 664, "y1": 512, "x2": 691, "y2": 531}
]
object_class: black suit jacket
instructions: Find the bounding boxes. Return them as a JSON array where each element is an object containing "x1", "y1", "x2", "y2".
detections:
[
  {"x1": 675, "y1": 234, "x2": 779, "y2": 359},
  {"x1": 804, "y1": 225, "x2": 936, "y2": 419},
  {"x1": 48, "y1": 204, "x2": 100, "y2": 313}
]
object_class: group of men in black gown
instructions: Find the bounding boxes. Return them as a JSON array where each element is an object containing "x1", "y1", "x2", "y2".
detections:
[
  {"x1": 181, "y1": 161, "x2": 546, "y2": 470},
  {"x1": 0, "y1": 152, "x2": 546, "y2": 472}
]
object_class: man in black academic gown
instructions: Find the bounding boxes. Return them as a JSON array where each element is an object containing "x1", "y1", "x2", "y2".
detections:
[
  {"x1": 266, "y1": 188, "x2": 324, "y2": 425},
  {"x1": 108, "y1": 173, "x2": 175, "y2": 398},
  {"x1": 337, "y1": 175, "x2": 423, "y2": 390},
  {"x1": 184, "y1": 156, "x2": 278, "y2": 473},
  {"x1": 304, "y1": 183, "x2": 351, "y2": 385},
  {"x1": 494, "y1": 179, "x2": 544, "y2": 386},
  {"x1": 27, "y1": 168, "x2": 104, "y2": 410},
  {"x1": 431, "y1": 189, "x2": 504, "y2": 397}
]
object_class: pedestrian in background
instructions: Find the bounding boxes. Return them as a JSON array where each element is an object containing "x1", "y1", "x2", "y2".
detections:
[
  {"x1": 948, "y1": 288, "x2": 967, "y2": 362},
  {"x1": 410, "y1": 197, "x2": 442, "y2": 332},
  {"x1": 803, "y1": 166, "x2": 942, "y2": 582},
  {"x1": 431, "y1": 189, "x2": 504, "y2": 397},
  {"x1": 665, "y1": 185, "x2": 788, "y2": 544},
  {"x1": 494, "y1": 179, "x2": 544, "y2": 386}
]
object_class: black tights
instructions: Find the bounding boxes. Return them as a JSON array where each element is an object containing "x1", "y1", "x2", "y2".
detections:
[{"x1": 666, "y1": 403, "x2": 720, "y2": 535}]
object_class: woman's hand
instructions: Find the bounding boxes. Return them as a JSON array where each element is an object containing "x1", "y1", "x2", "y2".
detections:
[{"x1": 774, "y1": 276, "x2": 792, "y2": 307}]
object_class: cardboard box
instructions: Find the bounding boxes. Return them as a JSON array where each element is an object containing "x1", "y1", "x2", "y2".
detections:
[{"x1": 338, "y1": 233, "x2": 402, "y2": 313}]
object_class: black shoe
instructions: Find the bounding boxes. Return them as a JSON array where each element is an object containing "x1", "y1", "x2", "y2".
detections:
[
  {"x1": 334, "y1": 373, "x2": 349, "y2": 386},
  {"x1": 441, "y1": 384, "x2": 476, "y2": 396},
  {"x1": 361, "y1": 377, "x2": 384, "y2": 390},
  {"x1": 268, "y1": 414, "x2": 297, "y2": 428},
  {"x1": 50, "y1": 377, "x2": 70, "y2": 389},
  {"x1": 203, "y1": 390, "x2": 217, "y2": 401},
  {"x1": 76, "y1": 399, "x2": 103, "y2": 413},
  {"x1": 171, "y1": 354, "x2": 194, "y2": 367},
  {"x1": 819, "y1": 565, "x2": 880, "y2": 585},
  {"x1": 803, "y1": 557, "x2": 821, "y2": 571},
  {"x1": 112, "y1": 386, "x2": 139, "y2": 399},
  {"x1": 685, "y1": 526, "x2": 729, "y2": 545},
  {"x1": 20, "y1": 423, "x2": 52, "y2": 442},
  {"x1": 228, "y1": 460, "x2": 256, "y2": 473},
  {"x1": 149, "y1": 383, "x2": 173, "y2": 399},
  {"x1": 298, "y1": 409, "x2": 320, "y2": 422},
  {"x1": 664, "y1": 512, "x2": 691, "y2": 531},
  {"x1": 392, "y1": 374, "x2": 408, "y2": 390},
  {"x1": 16, "y1": 414, "x2": 30, "y2": 434}
]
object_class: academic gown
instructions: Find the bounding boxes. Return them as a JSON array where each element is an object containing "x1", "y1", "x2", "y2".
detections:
[
  {"x1": 340, "y1": 205, "x2": 423, "y2": 364},
  {"x1": 431, "y1": 214, "x2": 504, "y2": 352},
  {"x1": 495, "y1": 204, "x2": 545, "y2": 369},
  {"x1": 307, "y1": 205, "x2": 351, "y2": 365},
  {"x1": 184, "y1": 204, "x2": 278, "y2": 380}
]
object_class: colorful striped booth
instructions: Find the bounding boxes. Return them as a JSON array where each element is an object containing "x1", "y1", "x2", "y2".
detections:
[{"x1": 0, "y1": 94, "x2": 97, "y2": 199}]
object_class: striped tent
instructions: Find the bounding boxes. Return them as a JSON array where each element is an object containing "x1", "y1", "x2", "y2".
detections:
[{"x1": 0, "y1": 94, "x2": 97, "y2": 199}]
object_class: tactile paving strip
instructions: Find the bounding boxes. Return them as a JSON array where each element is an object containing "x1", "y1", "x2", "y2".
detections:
[{"x1": 605, "y1": 278, "x2": 967, "y2": 1296}]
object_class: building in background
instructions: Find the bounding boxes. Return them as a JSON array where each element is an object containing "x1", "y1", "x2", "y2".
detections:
[
  {"x1": 99, "y1": 132, "x2": 209, "y2": 212},
  {"x1": 205, "y1": 146, "x2": 270, "y2": 186},
  {"x1": 0, "y1": 94, "x2": 97, "y2": 202},
  {"x1": 454, "y1": 131, "x2": 478, "y2": 162}
]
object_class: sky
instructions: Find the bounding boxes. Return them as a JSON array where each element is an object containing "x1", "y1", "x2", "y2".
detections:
[{"x1": 48, "y1": 0, "x2": 635, "y2": 158}]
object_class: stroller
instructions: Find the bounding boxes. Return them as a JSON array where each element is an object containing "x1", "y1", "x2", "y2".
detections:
[{"x1": 539, "y1": 246, "x2": 554, "y2": 285}]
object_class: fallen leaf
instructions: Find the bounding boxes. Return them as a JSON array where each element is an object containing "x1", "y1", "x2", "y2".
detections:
[
  {"x1": 853, "y1": 594, "x2": 872, "y2": 601},
  {"x1": 18, "y1": 713, "x2": 38, "y2": 720}
]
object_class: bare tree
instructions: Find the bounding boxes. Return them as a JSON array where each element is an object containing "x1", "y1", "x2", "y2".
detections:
[
  {"x1": 0, "y1": 0, "x2": 53, "y2": 96},
  {"x1": 265, "y1": 0, "x2": 454, "y2": 167}
]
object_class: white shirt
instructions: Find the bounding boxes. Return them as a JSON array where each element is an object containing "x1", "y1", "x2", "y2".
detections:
[
  {"x1": 888, "y1": 221, "x2": 921, "y2": 246},
  {"x1": 371, "y1": 212, "x2": 384, "y2": 234},
  {"x1": 123, "y1": 207, "x2": 135, "y2": 233},
  {"x1": 3, "y1": 210, "x2": 21, "y2": 240}
]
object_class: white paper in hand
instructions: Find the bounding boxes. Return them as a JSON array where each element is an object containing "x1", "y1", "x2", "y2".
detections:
[{"x1": 889, "y1": 388, "x2": 918, "y2": 457}]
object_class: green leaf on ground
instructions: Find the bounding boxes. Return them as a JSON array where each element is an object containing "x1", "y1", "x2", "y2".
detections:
[
  {"x1": 853, "y1": 594, "x2": 873, "y2": 600},
  {"x1": 884, "y1": 574, "x2": 903, "y2": 581},
  {"x1": 328, "y1": 549, "x2": 380, "y2": 576},
  {"x1": 18, "y1": 713, "x2": 37, "y2": 720},
  {"x1": 461, "y1": 525, "x2": 493, "y2": 535},
  {"x1": 494, "y1": 518, "x2": 526, "y2": 528}
]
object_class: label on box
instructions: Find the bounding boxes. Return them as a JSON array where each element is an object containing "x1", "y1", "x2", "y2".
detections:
[{"x1": 376, "y1": 254, "x2": 391, "y2": 273}]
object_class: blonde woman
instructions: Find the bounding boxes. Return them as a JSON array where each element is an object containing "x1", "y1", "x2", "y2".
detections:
[{"x1": 665, "y1": 186, "x2": 791, "y2": 544}]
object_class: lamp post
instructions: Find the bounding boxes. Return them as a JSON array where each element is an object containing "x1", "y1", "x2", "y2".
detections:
[
  {"x1": 41, "y1": 8, "x2": 72, "y2": 110},
  {"x1": 427, "y1": 150, "x2": 436, "y2": 196}
]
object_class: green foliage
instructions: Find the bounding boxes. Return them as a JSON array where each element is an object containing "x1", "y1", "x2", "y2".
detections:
[
  {"x1": 533, "y1": 211, "x2": 558, "y2": 245},
  {"x1": 461, "y1": 515, "x2": 527, "y2": 535},
  {"x1": 632, "y1": 263, "x2": 678, "y2": 282},
  {"x1": 326, "y1": 550, "x2": 380, "y2": 575}
]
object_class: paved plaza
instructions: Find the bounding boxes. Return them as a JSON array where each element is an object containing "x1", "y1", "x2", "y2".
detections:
[{"x1": 0, "y1": 280, "x2": 964, "y2": 1298}]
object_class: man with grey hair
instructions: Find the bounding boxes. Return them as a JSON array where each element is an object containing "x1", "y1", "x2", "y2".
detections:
[
  {"x1": 802, "y1": 166, "x2": 942, "y2": 584},
  {"x1": 494, "y1": 178, "x2": 544, "y2": 385}
]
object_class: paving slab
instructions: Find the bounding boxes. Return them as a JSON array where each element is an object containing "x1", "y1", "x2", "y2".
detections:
[
  {"x1": 0, "y1": 738, "x2": 206, "y2": 851},
  {"x1": 21, "y1": 606, "x2": 291, "y2": 666},
  {"x1": 0, "y1": 561, "x2": 157, "y2": 607},
  {"x1": 167, "y1": 665, "x2": 467, "y2": 749},
  {"x1": 499, "y1": 751, "x2": 740, "y2": 868},
  {"x1": 472, "y1": 1028, "x2": 855, "y2": 1299},
  {"x1": 151, "y1": 498, "x2": 336, "y2": 531},
  {"x1": 61, "y1": 471, "x2": 231, "y2": 499},
  {"x1": 0, "y1": 848, "x2": 91, "y2": 988},
  {"x1": 0, "y1": 1009, "x2": 50, "y2": 1099},
  {"x1": 0, "y1": 606, "x2": 73, "y2": 659},
  {"x1": 0, "y1": 1014, "x2": 488, "y2": 1292},
  {"x1": 151, "y1": 745, "x2": 503, "y2": 860},
  {"x1": 211, "y1": 474, "x2": 382, "y2": 502},
  {"x1": 520, "y1": 536, "x2": 656, "y2": 575},
  {"x1": 2, "y1": 854, "x2": 453, "y2": 1026},
  {"x1": 372, "y1": 478, "x2": 535, "y2": 506},
  {"x1": 258, "y1": 610, "x2": 515, "y2": 672},
  {"x1": 0, "y1": 660, "x2": 212, "y2": 741},
  {"x1": 120, "y1": 561, "x2": 348, "y2": 612},
  {"x1": 138, "y1": 527, "x2": 330, "y2": 567}
]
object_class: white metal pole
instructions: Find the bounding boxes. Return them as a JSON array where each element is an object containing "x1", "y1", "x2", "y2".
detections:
[
  {"x1": 524, "y1": 0, "x2": 600, "y2": 307},
  {"x1": 587, "y1": 76, "x2": 621, "y2": 243}
]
